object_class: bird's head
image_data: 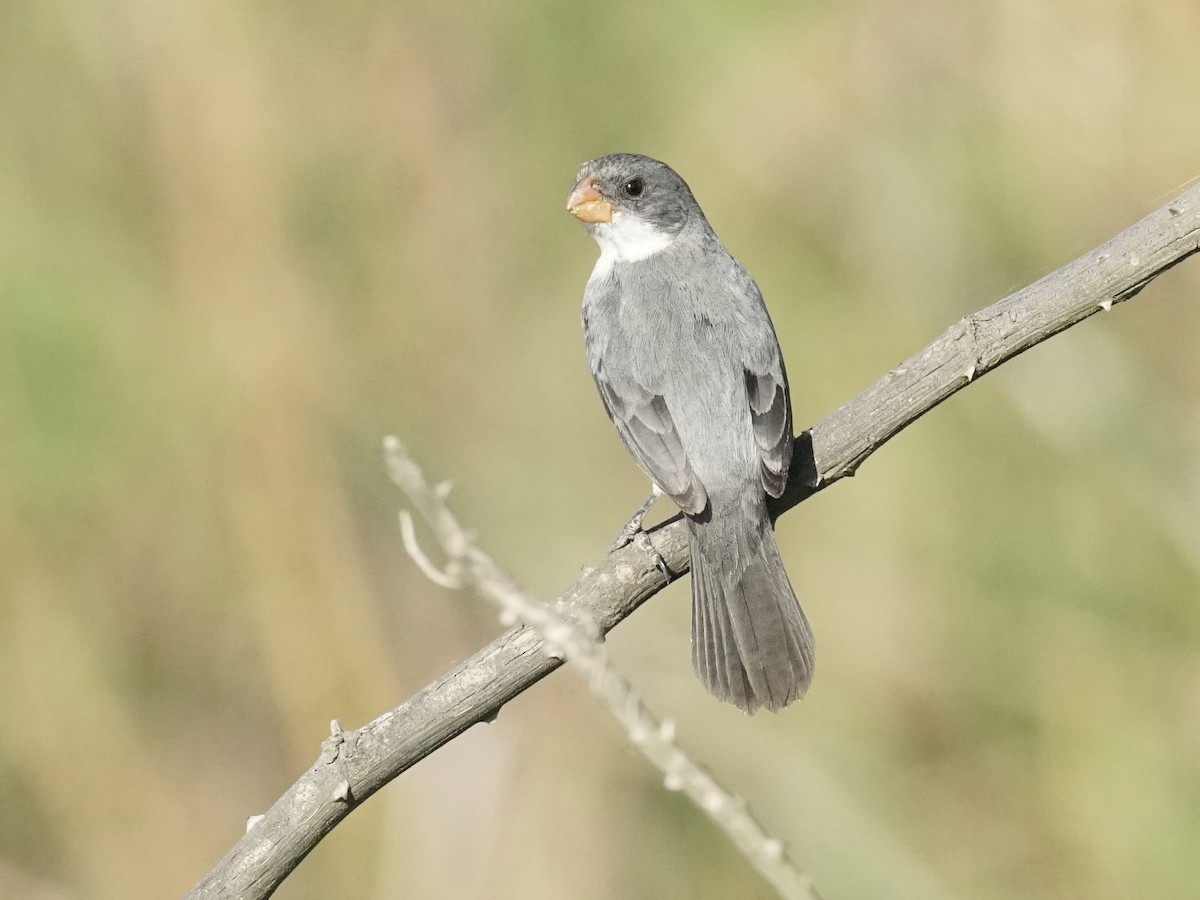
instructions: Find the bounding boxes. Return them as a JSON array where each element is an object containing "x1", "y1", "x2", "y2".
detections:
[{"x1": 567, "y1": 153, "x2": 704, "y2": 262}]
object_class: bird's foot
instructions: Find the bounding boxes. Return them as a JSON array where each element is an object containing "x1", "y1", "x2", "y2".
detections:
[
  {"x1": 609, "y1": 488, "x2": 670, "y2": 577},
  {"x1": 608, "y1": 489, "x2": 660, "y2": 552},
  {"x1": 632, "y1": 530, "x2": 671, "y2": 578}
]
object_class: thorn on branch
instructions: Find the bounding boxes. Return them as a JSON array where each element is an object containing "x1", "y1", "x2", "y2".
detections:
[
  {"x1": 321, "y1": 719, "x2": 350, "y2": 764},
  {"x1": 331, "y1": 780, "x2": 353, "y2": 804}
]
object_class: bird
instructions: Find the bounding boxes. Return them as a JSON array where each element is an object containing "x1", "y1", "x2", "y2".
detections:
[{"x1": 567, "y1": 152, "x2": 814, "y2": 713}]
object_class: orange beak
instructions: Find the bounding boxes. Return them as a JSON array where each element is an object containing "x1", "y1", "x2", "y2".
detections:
[{"x1": 567, "y1": 176, "x2": 613, "y2": 223}]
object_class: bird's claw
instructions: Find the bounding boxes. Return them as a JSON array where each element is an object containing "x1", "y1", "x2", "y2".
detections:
[
  {"x1": 633, "y1": 531, "x2": 671, "y2": 578},
  {"x1": 608, "y1": 516, "x2": 642, "y2": 553}
]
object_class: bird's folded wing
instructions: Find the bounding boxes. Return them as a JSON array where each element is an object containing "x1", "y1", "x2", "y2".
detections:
[
  {"x1": 594, "y1": 374, "x2": 708, "y2": 516},
  {"x1": 744, "y1": 355, "x2": 793, "y2": 499}
]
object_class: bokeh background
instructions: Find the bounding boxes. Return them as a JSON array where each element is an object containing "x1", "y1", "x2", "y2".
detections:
[{"x1": 2, "y1": 2, "x2": 1199, "y2": 898}]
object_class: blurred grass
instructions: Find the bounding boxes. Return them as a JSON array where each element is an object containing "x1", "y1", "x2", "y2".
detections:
[{"x1": 1, "y1": 1, "x2": 1199, "y2": 898}]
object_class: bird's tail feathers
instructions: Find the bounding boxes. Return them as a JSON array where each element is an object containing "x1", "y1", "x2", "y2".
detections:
[{"x1": 689, "y1": 514, "x2": 813, "y2": 713}]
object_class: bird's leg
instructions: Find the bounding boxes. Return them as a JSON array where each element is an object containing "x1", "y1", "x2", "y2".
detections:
[
  {"x1": 609, "y1": 485, "x2": 670, "y2": 576},
  {"x1": 609, "y1": 485, "x2": 662, "y2": 551}
]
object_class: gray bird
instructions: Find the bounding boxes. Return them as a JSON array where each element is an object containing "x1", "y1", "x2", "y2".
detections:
[{"x1": 567, "y1": 153, "x2": 814, "y2": 713}]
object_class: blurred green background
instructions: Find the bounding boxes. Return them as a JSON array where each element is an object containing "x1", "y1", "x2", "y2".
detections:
[{"x1": 2, "y1": 2, "x2": 1199, "y2": 898}]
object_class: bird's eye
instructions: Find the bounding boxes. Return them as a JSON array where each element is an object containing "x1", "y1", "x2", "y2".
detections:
[{"x1": 623, "y1": 177, "x2": 645, "y2": 198}]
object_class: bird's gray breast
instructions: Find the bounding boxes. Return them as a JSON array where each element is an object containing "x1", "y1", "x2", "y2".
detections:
[{"x1": 583, "y1": 253, "x2": 763, "y2": 499}]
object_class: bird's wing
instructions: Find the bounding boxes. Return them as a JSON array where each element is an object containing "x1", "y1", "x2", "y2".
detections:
[
  {"x1": 733, "y1": 262, "x2": 793, "y2": 499},
  {"x1": 744, "y1": 355, "x2": 792, "y2": 498},
  {"x1": 593, "y1": 367, "x2": 709, "y2": 516}
]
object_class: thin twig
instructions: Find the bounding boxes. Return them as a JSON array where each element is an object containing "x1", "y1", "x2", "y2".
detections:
[
  {"x1": 186, "y1": 183, "x2": 1200, "y2": 900},
  {"x1": 397, "y1": 510, "x2": 463, "y2": 589},
  {"x1": 387, "y1": 438, "x2": 821, "y2": 900}
]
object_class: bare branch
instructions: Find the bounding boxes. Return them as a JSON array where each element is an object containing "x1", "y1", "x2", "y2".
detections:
[
  {"x1": 186, "y1": 185, "x2": 1200, "y2": 899},
  {"x1": 387, "y1": 438, "x2": 820, "y2": 900}
]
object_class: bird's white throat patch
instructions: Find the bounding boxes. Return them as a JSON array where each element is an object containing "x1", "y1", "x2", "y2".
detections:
[{"x1": 589, "y1": 210, "x2": 676, "y2": 282}]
